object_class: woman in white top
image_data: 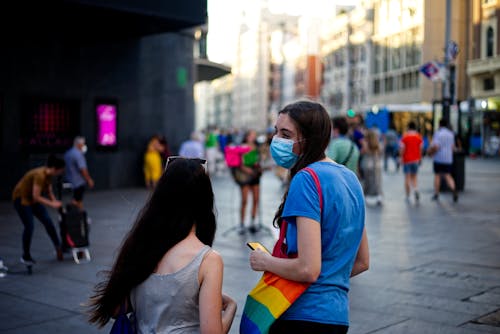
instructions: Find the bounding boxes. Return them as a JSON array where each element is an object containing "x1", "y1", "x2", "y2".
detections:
[{"x1": 88, "y1": 157, "x2": 237, "y2": 333}]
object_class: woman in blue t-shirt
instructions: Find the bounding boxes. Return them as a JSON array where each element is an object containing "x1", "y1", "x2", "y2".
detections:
[{"x1": 248, "y1": 100, "x2": 370, "y2": 334}]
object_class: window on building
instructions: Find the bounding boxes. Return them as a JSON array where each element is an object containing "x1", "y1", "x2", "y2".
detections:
[
  {"x1": 385, "y1": 76, "x2": 394, "y2": 93},
  {"x1": 483, "y1": 77, "x2": 495, "y2": 90},
  {"x1": 374, "y1": 44, "x2": 380, "y2": 74},
  {"x1": 486, "y1": 26, "x2": 494, "y2": 57},
  {"x1": 392, "y1": 47, "x2": 401, "y2": 70},
  {"x1": 373, "y1": 79, "x2": 380, "y2": 94},
  {"x1": 384, "y1": 44, "x2": 389, "y2": 71}
]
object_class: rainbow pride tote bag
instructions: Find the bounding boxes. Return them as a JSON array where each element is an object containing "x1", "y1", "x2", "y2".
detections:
[{"x1": 240, "y1": 167, "x2": 321, "y2": 334}]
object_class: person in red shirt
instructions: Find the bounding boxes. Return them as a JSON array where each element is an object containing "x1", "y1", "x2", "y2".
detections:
[{"x1": 399, "y1": 121, "x2": 423, "y2": 203}]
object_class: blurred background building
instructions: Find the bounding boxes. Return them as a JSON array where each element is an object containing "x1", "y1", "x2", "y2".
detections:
[
  {"x1": 199, "y1": 0, "x2": 499, "y2": 157},
  {"x1": 0, "y1": 0, "x2": 231, "y2": 199},
  {"x1": 2, "y1": 0, "x2": 499, "y2": 199}
]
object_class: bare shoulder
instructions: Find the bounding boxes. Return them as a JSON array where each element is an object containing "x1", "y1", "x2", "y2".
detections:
[
  {"x1": 203, "y1": 249, "x2": 223, "y2": 267},
  {"x1": 199, "y1": 249, "x2": 223, "y2": 284}
]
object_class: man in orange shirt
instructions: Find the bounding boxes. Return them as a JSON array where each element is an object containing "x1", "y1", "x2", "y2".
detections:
[{"x1": 400, "y1": 121, "x2": 423, "y2": 203}]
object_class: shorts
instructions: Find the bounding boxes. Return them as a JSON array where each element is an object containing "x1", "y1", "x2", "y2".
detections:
[
  {"x1": 433, "y1": 162, "x2": 452, "y2": 174},
  {"x1": 73, "y1": 185, "x2": 86, "y2": 201},
  {"x1": 403, "y1": 162, "x2": 419, "y2": 174}
]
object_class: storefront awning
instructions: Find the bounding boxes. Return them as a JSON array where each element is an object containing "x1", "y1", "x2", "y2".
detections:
[
  {"x1": 195, "y1": 58, "x2": 231, "y2": 82},
  {"x1": 384, "y1": 103, "x2": 433, "y2": 113}
]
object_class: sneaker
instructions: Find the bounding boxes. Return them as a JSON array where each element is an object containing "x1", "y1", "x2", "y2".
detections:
[
  {"x1": 415, "y1": 191, "x2": 420, "y2": 203},
  {"x1": 248, "y1": 225, "x2": 259, "y2": 234},
  {"x1": 431, "y1": 194, "x2": 439, "y2": 201},
  {"x1": 238, "y1": 225, "x2": 246, "y2": 235},
  {"x1": 453, "y1": 192, "x2": 458, "y2": 203},
  {"x1": 20, "y1": 255, "x2": 36, "y2": 266}
]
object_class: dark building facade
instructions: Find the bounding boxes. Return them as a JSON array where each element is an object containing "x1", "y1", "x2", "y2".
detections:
[{"x1": 0, "y1": 0, "x2": 207, "y2": 199}]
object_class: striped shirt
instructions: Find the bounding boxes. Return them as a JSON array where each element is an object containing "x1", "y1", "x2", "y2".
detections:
[{"x1": 431, "y1": 127, "x2": 455, "y2": 164}]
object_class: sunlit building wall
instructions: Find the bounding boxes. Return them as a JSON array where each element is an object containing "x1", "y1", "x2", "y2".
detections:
[
  {"x1": 232, "y1": 8, "x2": 270, "y2": 130},
  {"x1": 320, "y1": 3, "x2": 372, "y2": 116},
  {"x1": 466, "y1": 0, "x2": 500, "y2": 156},
  {"x1": 370, "y1": 0, "x2": 468, "y2": 113}
]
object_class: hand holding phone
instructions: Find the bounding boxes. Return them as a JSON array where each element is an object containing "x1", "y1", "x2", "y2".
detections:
[{"x1": 246, "y1": 242, "x2": 270, "y2": 254}]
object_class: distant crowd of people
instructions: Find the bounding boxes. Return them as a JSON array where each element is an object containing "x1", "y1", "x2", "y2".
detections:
[{"x1": 325, "y1": 114, "x2": 460, "y2": 205}]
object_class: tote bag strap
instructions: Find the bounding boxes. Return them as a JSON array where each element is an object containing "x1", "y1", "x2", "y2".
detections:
[{"x1": 273, "y1": 167, "x2": 322, "y2": 258}]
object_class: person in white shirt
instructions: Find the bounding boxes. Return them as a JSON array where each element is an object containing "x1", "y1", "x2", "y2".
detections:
[{"x1": 428, "y1": 119, "x2": 458, "y2": 202}]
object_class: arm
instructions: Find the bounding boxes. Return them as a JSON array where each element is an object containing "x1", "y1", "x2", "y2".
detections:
[
  {"x1": 250, "y1": 216, "x2": 322, "y2": 283},
  {"x1": 81, "y1": 168, "x2": 95, "y2": 188},
  {"x1": 33, "y1": 183, "x2": 62, "y2": 209},
  {"x1": 399, "y1": 141, "x2": 405, "y2": 163},
  {"x1": 199, "y1": 251, "x2": 236, "y2": 334},
  {"x1": 350, "y1": 227, "x2": 369, "y2": 277}
]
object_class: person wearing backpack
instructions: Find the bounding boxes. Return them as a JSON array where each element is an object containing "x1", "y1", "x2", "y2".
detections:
[{"x1": 326, "y1": 116, "x2": 360, "y2": 176}]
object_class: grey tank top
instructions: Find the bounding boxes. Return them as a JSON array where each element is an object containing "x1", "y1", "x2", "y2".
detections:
[{"x1": 130, "y1": 245, "x2": 211, "y2": 334}]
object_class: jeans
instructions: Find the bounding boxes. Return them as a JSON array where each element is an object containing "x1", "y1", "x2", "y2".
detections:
[{"x1": 13, "y1": 198, "x2": 60, "y2": 257}]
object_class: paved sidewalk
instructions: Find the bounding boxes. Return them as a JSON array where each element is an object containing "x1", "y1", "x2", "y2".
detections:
[{"x1": 0, "y1": 157, "x2": 499, "y2": 333}]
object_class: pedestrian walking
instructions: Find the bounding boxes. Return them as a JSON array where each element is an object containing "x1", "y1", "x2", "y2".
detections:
[
  {"x1": 12, "y1": 154, "x2": 65, "y2": 265},
  {"x1": 246, "y1": 100, "x2": 369, "y2": 334},
  {"x1": 236, "y1": 129, "x2": 263, "y2": 234},
  {"x1": 428, "y1": 119, "x2": 459, "y2": 202},
  {"x1": 383, "y1": 125, "x2": 400, "y2": 172},
  {"x1": 143, "y1": 134, "x2": 164, "y2": 190},
  {"x1": 326, "y1": 115, "x2": 360, "y2": 175},
  {"x1": 88, "y1": 157, "x2": 237, "y2": 334},
  {"x1": 64, "y1": 136, "x2": 94, "y2": 209},
  {"x1": 400, "y1": 121, "x2": 424, "y2": 203},
  {"x1": 179, "y1": 131, "x2": 205, "y2": 158},
  {"x1": 360, "y1": 129, "x2": 383, "y2": 205}
]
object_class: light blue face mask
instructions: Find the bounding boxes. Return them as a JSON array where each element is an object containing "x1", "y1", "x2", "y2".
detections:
[{"x1": 270, "y1": 136, "x2": 299, "y2": 169}]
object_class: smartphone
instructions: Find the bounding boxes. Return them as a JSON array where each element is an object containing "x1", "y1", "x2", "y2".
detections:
[{"x1": 247, "y1": 242, "x2": 270, "y2": 253}]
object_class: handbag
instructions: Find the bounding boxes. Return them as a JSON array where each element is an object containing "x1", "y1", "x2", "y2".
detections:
[
  {"x1": 232, "y1": 167, "x2": 253, "y2": 185},
  {"x1": 109, "y1": 302, "x2": 136, "y2": 334},
  {"x1": 240, "y1": 167, "x2": 322, "y2": 334}
]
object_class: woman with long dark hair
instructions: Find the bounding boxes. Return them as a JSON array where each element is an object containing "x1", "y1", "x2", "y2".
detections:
[
  {"x1": 88, "y1": 157, "x2": 237, "y2": 333},
  {"x1": 247, "y1": 100, "x2": 369, "y2": 334}
]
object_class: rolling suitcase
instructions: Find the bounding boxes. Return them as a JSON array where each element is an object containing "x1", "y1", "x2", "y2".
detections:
[{"x1": 59, "y1": 203, "x2": 91, "y2": 264}]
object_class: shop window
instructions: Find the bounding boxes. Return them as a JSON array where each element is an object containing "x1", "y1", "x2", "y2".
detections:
[
  {"x1": 483, "y1": 77, "x2": 495, "y2": 91},
  {"x1": 19, "y1": 97, "x2": 79, "y2": 152}
]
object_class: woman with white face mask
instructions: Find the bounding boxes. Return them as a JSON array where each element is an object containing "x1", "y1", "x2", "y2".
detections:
[{"x1": 246, "y1": 100, "x2": 370, "y2": 334}]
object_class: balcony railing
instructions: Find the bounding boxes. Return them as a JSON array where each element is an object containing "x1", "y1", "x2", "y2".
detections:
[{"x1": 467, "y1": 56, "x2": 500, "y2": 76}]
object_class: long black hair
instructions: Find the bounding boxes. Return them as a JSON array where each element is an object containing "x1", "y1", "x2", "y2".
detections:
[
  {"x1": 273, "y1": 100, "x2": 331, "y2": 227},
  {"x1": 88, "y1": 158, "x2": 216, "y2": 327}
]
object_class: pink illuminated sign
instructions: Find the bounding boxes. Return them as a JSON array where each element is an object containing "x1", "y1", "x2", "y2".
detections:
[{"x1": 96, "y1": 104, "x2": 117, "y2": 147}]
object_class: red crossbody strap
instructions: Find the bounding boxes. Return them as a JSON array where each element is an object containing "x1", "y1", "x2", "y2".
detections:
[
  {"x1": 273, "y1": 166, "x2": 323, "y2": 258},
  {"x1": 303, "y1": 167, "x2": 322, "y2": 211}
]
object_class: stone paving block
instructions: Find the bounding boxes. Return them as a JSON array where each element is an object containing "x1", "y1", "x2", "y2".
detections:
[
  {"x1": 461, "y1": 322, "x2": 500, "y2": 333},
  {"x1": 469, "y1": 290, "x2": 500, "y2": 305},
  {"x1": 383, "y1": 302, "x2": 478, "y2": 326},
  {"x1": 0, "y1": 293, "x2": 75, "y2": 331},
  {"x1": 0, "y1": 313, "x2": 107, "y2": 334},
  {"x1": 371, "y1": 318, "x2": 488, "y2": 334},
  {"x1": 395, "y1": 294, "x2": 499, "y2": 317},
  {"x1": 348, "y1": 308, "x2": 408, "y2": 334}
]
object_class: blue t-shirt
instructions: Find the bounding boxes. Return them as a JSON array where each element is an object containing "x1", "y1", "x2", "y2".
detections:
[
  {"x1": 64, "y1": 147, "x2": 87, "y2": 188},
  {"x1": 281, "y1": 161, "x2": 365, "y2": 326}
]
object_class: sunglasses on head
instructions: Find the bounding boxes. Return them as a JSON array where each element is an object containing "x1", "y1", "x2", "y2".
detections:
[{"x1": 164, "y1": 156, "x2": 208, "y2": 172}]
